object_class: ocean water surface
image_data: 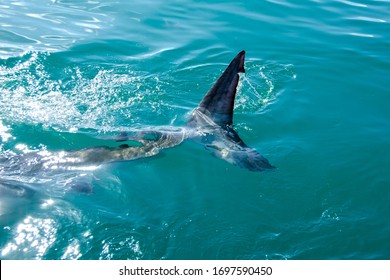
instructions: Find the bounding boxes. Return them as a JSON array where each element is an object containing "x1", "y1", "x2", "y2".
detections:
[{"x1": 0, "y1": 0, "x2": 389, "y2": 259}]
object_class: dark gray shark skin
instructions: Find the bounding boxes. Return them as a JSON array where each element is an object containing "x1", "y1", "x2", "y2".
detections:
[
  {"x1": 187, "y1": 50, "x2": 274, "y2": 171},
  {"x1": 1, "y1": 51, "x2": 274, "y2": 175}
]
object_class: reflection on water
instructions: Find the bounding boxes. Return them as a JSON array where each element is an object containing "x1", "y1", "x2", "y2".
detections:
[
  {"x1": 0, "y1": 0, "x2": 113, "y2": 57},
  {"x1": 1, "y1": 215, "x2": 57, "y2": 259},
  {"x1": 0, "y1": 197, "x2": 96, "y2": 259}
]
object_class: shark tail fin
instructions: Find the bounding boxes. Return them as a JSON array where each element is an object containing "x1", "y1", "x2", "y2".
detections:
[{"x1": 196, "y1": 50, "x2": 246, "y2": 126}]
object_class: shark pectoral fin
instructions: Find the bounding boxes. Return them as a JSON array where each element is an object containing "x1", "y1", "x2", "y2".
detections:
[
  {"x1": 210, "y1": 146, "x2": 275, "y2": 172},
  {"x1": 232, "y1": 148, "x2": 275, "y2": 172}
]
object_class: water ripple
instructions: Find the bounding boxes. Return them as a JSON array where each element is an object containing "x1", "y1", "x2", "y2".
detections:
[
  {"x1": 0, "y1": 0, "x2": 113, "y2": 57},
  {"x1": 347, "y1": 16, "x2": 386, "y2": 23},
  {"x1": 339, "y1": 0, "x2": 367, "y2": 8}
]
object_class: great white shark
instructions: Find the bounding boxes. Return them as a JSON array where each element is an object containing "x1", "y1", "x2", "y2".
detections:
[
  {"x1": 0, "y1": 50, "x2": 275, "y2": 221},
  {"x1": 1, "y1": 51, "x2": 274, "y2": 177}
]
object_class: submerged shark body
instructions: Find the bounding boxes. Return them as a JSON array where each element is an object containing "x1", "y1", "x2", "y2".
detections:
[
  {"x1": 0, "y1": 50, "x2": 274, "y2": 219},
  {"x1": 116, "y1": 50, "x2": 274, "y2": 171},
  {"x1": 1, "y1": 51, "x2": 274, "y2": 177},
  {"x1": 61, "y1": 50, "x2": 274, "y2": 171}
]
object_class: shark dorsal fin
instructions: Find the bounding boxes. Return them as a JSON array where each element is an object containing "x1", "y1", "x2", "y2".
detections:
[{"x1": 196, "y1": 50, "x2": 245, "y2": 126}]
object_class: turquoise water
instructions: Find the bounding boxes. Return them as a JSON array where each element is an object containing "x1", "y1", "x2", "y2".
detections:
[{"x1": 0, "y1": 0, "x2": 389, "y2": 260}]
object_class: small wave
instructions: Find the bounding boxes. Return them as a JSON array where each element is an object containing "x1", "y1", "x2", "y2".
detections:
[
  {"x1": 348, "y1": 32, "x2": 375, "y2": 38},
  {"x1": 346, "y1": 16, "x2": 386, "y2": 23},
  {"x1": 338, "y1": 0, "x2": 367, "y2": 8}
]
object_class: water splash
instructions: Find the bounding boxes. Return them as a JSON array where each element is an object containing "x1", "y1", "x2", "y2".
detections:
[
  {"x1": 235, "y1": 61, "x2": 296, "y2": 113},
  {"x1": 0, "y1": 51, "x2": 170, "y2": 133},
  {"x1": 0, "y1": 121, "x2": 13, "y2": 143}
]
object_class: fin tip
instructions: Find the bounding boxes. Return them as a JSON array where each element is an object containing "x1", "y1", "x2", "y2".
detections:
[{"x1": 237, "y1": 50, "x2": 246, "y2": 73}]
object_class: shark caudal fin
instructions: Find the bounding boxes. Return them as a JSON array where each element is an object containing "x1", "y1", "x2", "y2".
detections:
[{"x1": 195, "y1": 50, "x2": 245, "y2": 126}]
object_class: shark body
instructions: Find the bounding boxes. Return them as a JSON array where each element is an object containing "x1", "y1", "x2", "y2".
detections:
[
  {"x1": 59, "y1": 50, "x2": 274, "y2": 171},
  {"x1": 1, "y1": 51, "x2": 274, "y2": 175},
  {"x1": 0, "y1": 50, "x2": 274, "y2": 220}
]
